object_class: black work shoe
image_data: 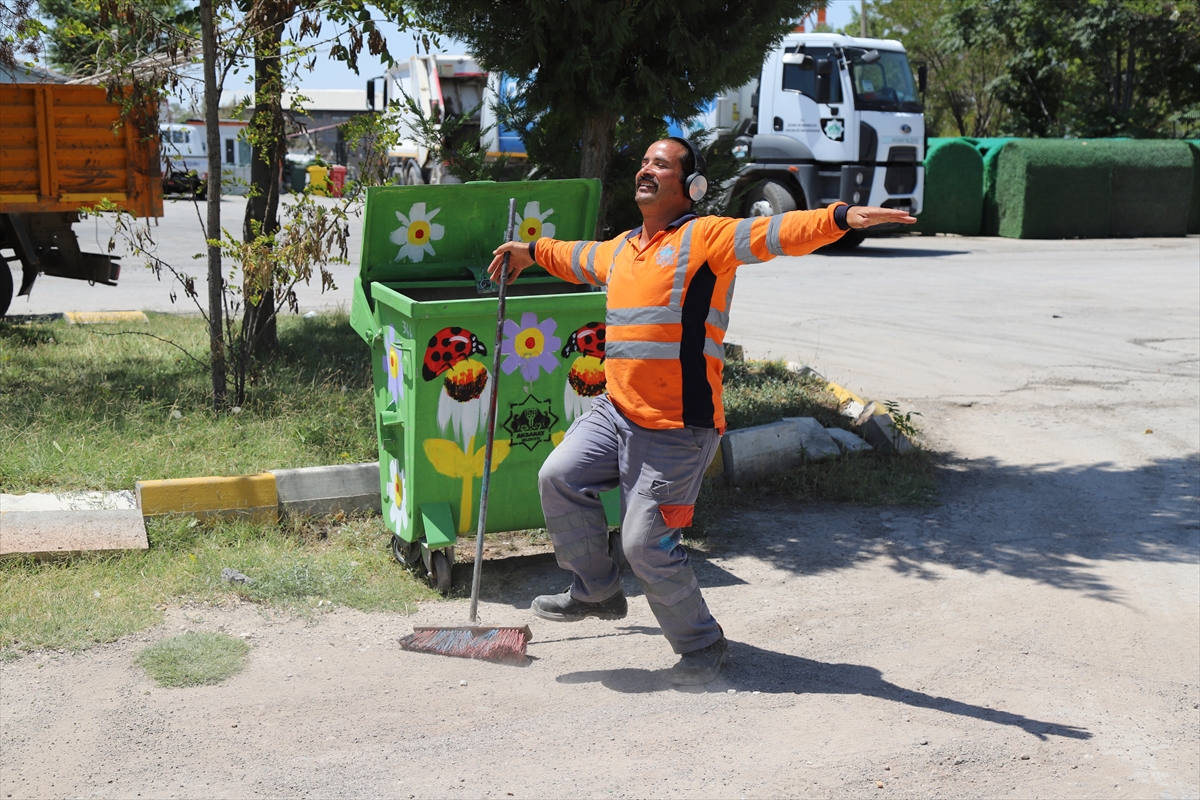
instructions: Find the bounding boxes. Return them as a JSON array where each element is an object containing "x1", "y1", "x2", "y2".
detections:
[
  {"x1": 670, "y1": 636, "x2": 729, "y2": 685},
  {"x1": 530, "y1": 588, "x2": 628, "y2": 622}
]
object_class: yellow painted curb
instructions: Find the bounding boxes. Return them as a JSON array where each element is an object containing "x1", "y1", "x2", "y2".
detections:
[
  {"x1": 824, "y1": 381, "x2": 867, "y2": 409},
  {"x1": 136, "y1": 473, "x2": 278, "y2": 522},
  {"x1": 64, "y1": 311, "x2": 149, "y2": 325}
]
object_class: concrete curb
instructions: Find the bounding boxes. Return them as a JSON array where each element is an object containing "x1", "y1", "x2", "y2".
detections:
[
  {"x1": 0, "y1": 509, "x2": 148, "y2": 558},
  {"x1": 274, "y1": 463, "x2": 382, "y2": 517}
]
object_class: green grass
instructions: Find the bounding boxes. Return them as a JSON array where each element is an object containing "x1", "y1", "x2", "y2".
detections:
[
  {"x1": 0, "y1": 514, "x2": 437, "y2": 656},
  {"x1": 136, "y1": 631, "x2": 250, "y2": 687},
  {"x1": 0, "y1": 314, "x2": 934, "y2": 655},
  {"x1": 0, "y1": 311, "x2": 376, "y2": 492},
  {"x1": 720, "y1": 359, "x2": 846, "y2": 431}
]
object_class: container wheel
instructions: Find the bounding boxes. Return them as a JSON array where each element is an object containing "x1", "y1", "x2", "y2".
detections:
[
  {"x1": 391, "y1": 534, "x2": 420, "y2": 567},
  {"x1": 744, "y1": 179, "x2": 797, "y2": 217},
  {"x1": 429, "y1": 549, "x2": 452, "y2": 595}
]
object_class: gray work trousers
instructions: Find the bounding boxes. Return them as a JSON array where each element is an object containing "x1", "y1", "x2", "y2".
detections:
[{"x1": 537, "y1": 394, "x2": 722, "y2": 654}]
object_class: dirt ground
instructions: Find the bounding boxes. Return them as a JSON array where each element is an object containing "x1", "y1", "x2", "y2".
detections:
[{"x1": 2, "y1": 235, "x2": 1197, "y2": 799}]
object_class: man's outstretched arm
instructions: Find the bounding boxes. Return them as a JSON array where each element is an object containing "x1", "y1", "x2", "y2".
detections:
[{"x1": 703, "y1": 203, "x2": 917, "y2": 273}]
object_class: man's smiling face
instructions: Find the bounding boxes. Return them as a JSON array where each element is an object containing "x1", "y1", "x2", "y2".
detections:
[{"x1": 634, "y1": 140, "x2": 689, "y2": 212}]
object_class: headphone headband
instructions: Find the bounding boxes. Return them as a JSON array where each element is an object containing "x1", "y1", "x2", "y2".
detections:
[{"x1": 667, "y1": 136, "x2": 708, "y2": 203}]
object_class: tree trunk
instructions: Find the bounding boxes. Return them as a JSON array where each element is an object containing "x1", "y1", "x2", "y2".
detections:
[
  {"x1": 199, "y1": 0, "x2": 226, "y2": 410},
  {"x1": 241, "y1": 0, "x2": 291, "y2": 358},
  {"x1": 578, "y1": 110, "x2": 618, "y2": 236}
]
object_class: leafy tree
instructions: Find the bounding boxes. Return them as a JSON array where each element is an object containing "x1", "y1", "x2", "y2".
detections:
[
  {"x1": 842, "y1": 0, "x2": 1010, "y2": 137},
  {"x1": 40, "y1": 0, "x2": 197, "y2": 74},
  {"x1": 412, "y1": 0, "x2": 819, "y2": 232},
  {"x1": 1, "y1": 0, "x2": 46, "y2": 70},
  {"x1": 948, "y1": 0, "x2": 1200, "y2": 137}
]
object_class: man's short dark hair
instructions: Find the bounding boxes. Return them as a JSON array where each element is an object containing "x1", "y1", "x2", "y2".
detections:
[{"x1": 666, "y1": 137, "x2": 698, "y2": 180}]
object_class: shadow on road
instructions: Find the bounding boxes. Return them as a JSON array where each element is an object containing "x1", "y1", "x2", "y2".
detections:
[
  {"x1": 709, "y1": 453, "x2": 1199, "y2": 604},
  {"x1": 557, "y1": 640, "x2": 1092, "y2": 742},
  {"x1": 815, "y1": 245, "x2": 971, "y2": 258}
]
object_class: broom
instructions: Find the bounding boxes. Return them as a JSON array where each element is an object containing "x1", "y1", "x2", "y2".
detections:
[{"x1": 398, "y1": 197, "x2": 533, "y2": 664}]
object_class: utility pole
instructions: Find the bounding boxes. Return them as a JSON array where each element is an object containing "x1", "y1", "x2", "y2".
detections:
[{"x1": 861, "y1": 0, "x2": 868, "y2": 37}]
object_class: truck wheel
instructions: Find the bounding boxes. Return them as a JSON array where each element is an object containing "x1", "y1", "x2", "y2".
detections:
[
  {"x1": 0, "y1": 261, "x2": 13, "y2": 318},
  {"x1": 744, "y1": 180, "x2": 797, "y2": 217}
]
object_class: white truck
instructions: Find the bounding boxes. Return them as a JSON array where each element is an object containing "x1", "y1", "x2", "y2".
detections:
[
  {"x1": 367, "y1": 54, "x2": 526, "y2": 185},
  {"x1": 712, "y1": 33, "x2": 926, "y2": 246},
  {"x1": 159, "y1": 121, "x2": 253, "y2": 196}
]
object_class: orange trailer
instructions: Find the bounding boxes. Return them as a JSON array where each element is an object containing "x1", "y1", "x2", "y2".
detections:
[{"x1": 0, "y1": 83, "x2": 163, "y2": 316}]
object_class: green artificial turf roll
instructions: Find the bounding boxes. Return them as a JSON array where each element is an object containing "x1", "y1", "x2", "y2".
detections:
[
  {"x1": 980, "y1": 140, "x2": 1019, "y2": 236},
  {"x1": 913, "y1": 138, "x2": 983, "y2": 236},
  {"x1": 995, "y1": 139, "x2": 1194, "y2": 239}
]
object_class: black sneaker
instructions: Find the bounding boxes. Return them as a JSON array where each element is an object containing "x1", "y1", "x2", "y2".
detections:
[
  {"x1": 530, "y1": 588, "x2": 628, "y2": 622},
  {"x1": 670, "y1": 636, "x2": 729, "y2": 685}
]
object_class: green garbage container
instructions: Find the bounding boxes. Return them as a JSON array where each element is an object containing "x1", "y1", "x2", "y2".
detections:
[{"x1": 350, "y1": 179, "x2": 616, "y2": 589}]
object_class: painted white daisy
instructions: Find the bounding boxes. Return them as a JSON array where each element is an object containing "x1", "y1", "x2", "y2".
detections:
[
  {"x1": 390, "y1": 202, "x2": 444, "y2": 262},
  {"x1": 387, "y1": 457, "x2": 408, "y2": 533},
  {"x1": 517, "y1": 201, "x2": 556, "y2": 242},
  {"x1": 382, "y1": 325, "x2": 404, "y2": 408}
]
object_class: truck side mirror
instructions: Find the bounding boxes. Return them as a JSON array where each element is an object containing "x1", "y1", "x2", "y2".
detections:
[
  {"x1": 815, "y1": 59, "x2": 833, "y2": 105},
  {"x1": 366, "y1": 79, "x2": 375, "y2": 111},
  {"x1": 782, "y1": 53, "x2": 815, "y2": 68},
  {"x1": 917, "y1": 64, "x2": 928, "y2": 94}
]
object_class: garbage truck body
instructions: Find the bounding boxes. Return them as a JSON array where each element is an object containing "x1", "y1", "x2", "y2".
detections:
[
  {"x1": 367, "y1": 54, "x2": 526, "y2": 186},
  {"x1": 0, "y1": 83, "x2": 163, "y2": 316},
  {"x1": 713, "y1": 33, "x2": 925, "y2": 242}
]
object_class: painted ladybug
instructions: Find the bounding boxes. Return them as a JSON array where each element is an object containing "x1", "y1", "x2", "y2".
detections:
[
  {"x1": 422, "y1": 326, "x2": 487, "y2": 381},
  {"x1": 561, "y1": 322, "x2": 606, "y2": 360}
]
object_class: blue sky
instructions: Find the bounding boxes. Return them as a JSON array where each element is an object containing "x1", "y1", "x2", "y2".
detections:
[{"x1": 292, "y1": 1, "x2": 863, "y2": 90}]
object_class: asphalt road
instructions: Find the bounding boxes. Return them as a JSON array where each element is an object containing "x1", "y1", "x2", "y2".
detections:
[
  {"x1": 5, "y1": 195, "x2": 362, "y2": 317},
  {"x1": 3, "y1": 206, "x2": 1198, "y2": 798}
]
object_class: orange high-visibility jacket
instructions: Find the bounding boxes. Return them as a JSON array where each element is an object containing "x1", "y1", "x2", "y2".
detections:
[{"x1": 534, "y1": 204, "x2": 848, "y2": 430}]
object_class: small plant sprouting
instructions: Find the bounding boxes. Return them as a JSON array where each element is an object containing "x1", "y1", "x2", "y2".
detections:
[{"x1": 883, "y1": 400, "x2": 922, "y2": 445}]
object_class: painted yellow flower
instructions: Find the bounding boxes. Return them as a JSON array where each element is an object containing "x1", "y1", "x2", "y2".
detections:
[
  {"x1": 390, "y1": 202, "x2": 444, "y2": 262},
  {"x1": 517, "y1": 201, "x2": 556, "y2": 242}
]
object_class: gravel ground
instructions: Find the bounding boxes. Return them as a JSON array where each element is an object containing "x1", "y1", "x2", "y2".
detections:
[{"x1": 2, "y1": 234, "x2": 1197, "y2": 799}]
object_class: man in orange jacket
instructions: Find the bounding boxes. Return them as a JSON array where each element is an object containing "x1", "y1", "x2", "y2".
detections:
[{"x1": 489, "y1": 138, "x2": 914, "y2": 684}]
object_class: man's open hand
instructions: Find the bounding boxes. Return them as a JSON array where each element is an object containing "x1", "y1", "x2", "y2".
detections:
[
  {"x1": 488, "y1": 241, "x2": 535, "y2": 284},
  {"x1": 847, "y1": 206, "x2": 917, "y2": 228}
]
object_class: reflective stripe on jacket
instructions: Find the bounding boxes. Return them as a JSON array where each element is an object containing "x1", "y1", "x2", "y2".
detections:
[{"x1": 534, "y1": 204, "x2": 847, "y2": 430}]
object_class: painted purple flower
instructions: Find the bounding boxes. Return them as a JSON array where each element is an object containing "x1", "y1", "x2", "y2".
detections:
[{"x1": 501, "y1": 312, "x2": 561, "y2": 381}]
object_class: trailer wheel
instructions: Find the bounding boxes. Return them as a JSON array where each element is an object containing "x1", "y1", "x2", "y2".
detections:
[
  {"x1": 0, "y1": 260, "x2": 13, "y2": 318},
  {"x1": 744, "y1": 180, "x2": 797, "y2": 217}
]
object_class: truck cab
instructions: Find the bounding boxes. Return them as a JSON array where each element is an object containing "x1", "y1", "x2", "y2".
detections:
[
  {"x1": 715, "y1": 33, "x2": 925, "y2": 244},
  {"x1": 368, "y1": 55, "x2": 527, "y2": 186},
  {"x1": 159, "y1": 123, "x2": 207, "y2": 196}
]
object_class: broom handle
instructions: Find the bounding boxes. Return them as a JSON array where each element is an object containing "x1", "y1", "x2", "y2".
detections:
[{"x1": 469, "y1": 197, "x2": 518, "y2": 624}]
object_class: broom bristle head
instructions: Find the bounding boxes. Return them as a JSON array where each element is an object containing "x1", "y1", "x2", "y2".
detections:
[{"x1": 398, "y1": 626, "x2": 530, "y2": 664}]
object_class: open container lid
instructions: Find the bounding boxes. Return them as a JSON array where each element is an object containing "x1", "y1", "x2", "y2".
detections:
[{"x1": 359, "y1": 179, "x2": 602, "y2": 287}]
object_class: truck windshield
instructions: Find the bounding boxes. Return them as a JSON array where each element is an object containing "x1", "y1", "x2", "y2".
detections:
[
  {"x1": 781, "y1": 47, "x2": 843, "y2": 104},
  {"x1": 850, "y1": 50, "x2": 921, "y2": 112}
]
